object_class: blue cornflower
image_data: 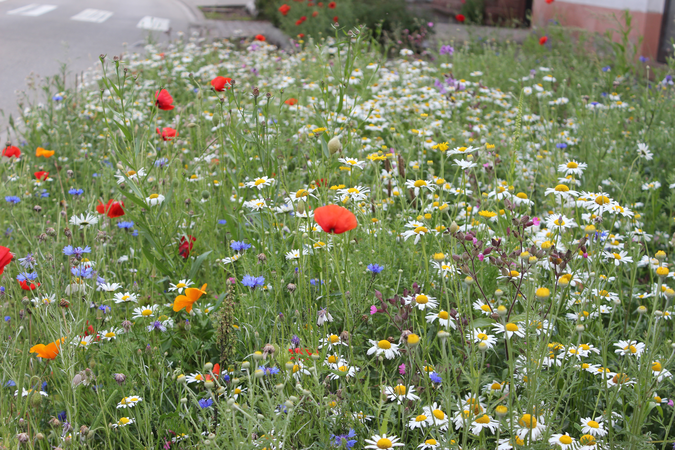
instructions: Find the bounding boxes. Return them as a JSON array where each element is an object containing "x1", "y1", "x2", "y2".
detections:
[
  {"x1": 117, "y1": 221, "x2": 135, "y2": 229},
  {"x1": 258, "y1": 366, "x2": 279, "y2": 376},
  {"x1": 429, "y1": 372, "x2": 442, "y2": 383},
  {"x1": 556, "y1": 143, "x2": 567, "y2": 149},
  {"x1": 154, "y1": 157, "x2": 169, "y2": 168},
  {"x1": 70, "y1": 267, "x2": 93, "y2": 279},
  {"x1": 439, "y1": 45, "x2": 454, "y2": 56},
  {"x1": 68, "y1": 188, "x2": 84, "y2": 196},
  {"x1": 601, "y1": 92, "x2": 608, "y2": 97},
  {"x1": 98, "y1": 305, "x2": 111, "y2": 314},
  {"x1": 4, "y1": 316, "x2": 10, "y2": 322},
  {"x1": 57, "y1": 411, "x2": 67, "y2": 421},
  {"x1": 63, "y1": 245, "x2": 91, "y2": 258},
  {"x1": 602, "y1": 66, "x2": 611, "y2": 72},
  {"x1": 639, "y1": 56, "x2": 649, "y2": 63},
  {"x1": 132, "y1": 230, "x2": 139, "y2": 237},
  {"x1": 331, "y1": 429, "x2": 357, "y2": 448},
  {"x1": 291, "y1": 335, "x2": 300, "y2": 347},
  {"x1": 16, "y1": 272, "x2": 38, "y2": 282},
  {"x1": 231, "y1": 241, "x2": 252, "y2": 252},
  {"x1": 241, "y1": 275, "x2": 265, "y2": 289},
  {"x1": 92, "y1": 173, "x2": 99, "y2": 178},
  {"x1": 310, "y1": 278, "x2": 325, "y2": 286},
  {"x1": 52, "y1": 94, "x2": 64, "y2": 101},
  {"x1": 198, "y1": 398, "x2": 213, "y2": 409},
  {"x1": 367, "y1": 264, "x2": 384, "y2": 274},
  {"x1": 218, "y1": 219, "x2": 227, "y2": 225},
  {"x1": 40, "y1": 190, "x2": 49, "y2": 198},
  {"x1": 5, "y1": 196, "x2": 20, "y2": 204},
  {"x1": 5, "y1": 380, "x2": 16, "y2": 387},
  {"x1": 18, "y1": 253, "x2": 36, "y2": 269}
]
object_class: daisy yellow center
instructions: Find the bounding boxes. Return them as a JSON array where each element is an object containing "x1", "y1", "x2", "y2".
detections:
[
  {"x1": 655, "y1": 396, "x2": 662, "y2": 402},
  {"x1": 505, "y1": 323, "x2": 519, "y2": 332},
  {"x1": 234, "y1": 388, "x2": 242, "y2": 394},
  {"x1": 613, "y1": 253, "x2": 622, "y2": 260},
  {"x1": 580, "y1": 344, "x2": 590, "y2": 350},
  {"x1": 80, "y1": 340, "x2": 88, "y2": 346},
  {"x1": 149, "y1": 194, "x2": 159, "y2": 199},
  {"x1": 580, "y1": 435, "x2": 596, "y2": 446},
  {"x1": 475, "y1": 414, "x2": 490, "y2": 424},
  {"x1": 413, "y1": 180, "x2": 427, "y2": 188},
  {"x1": 378, "y1": 340, "x2": 391, "y2": 349},
  {"x1": 126, "y1": 170, "x2": 136, "y2": 176},
  {"x1": 554, "y1": 184, "x2": 569, "y2": 192},
  {"x1": 566, "y1": 162, "x2": 578, "y2": 168},
  {"x1": 559, "y1": 435, "x2": 573, "y2": 445},
  {"x1": 497, "y1": 186, "x2": 505, "y2": 193},
  {"x1": 254, "y1": 179, "x2": 266, "y2": 186},
  {"x1": 514, "y1": 437, "x2": 525, "y2": 446},
  {"x1": 516, "y1": 192, "x2": 528, "y2": 199},
  {"x1": 554, "y1": 218, "x2": 565, "y2": 226},
  {"x1": 481, "y1": 304, "x2": 491, "y2": 311},
  {"x1": 595, "y1": 195, "x2": 610, "y2": 205},
  {"x1": 347, "y1": 187, "x2": 359, "y2": 194},
  {"x1": 432, "y1": 409, "x2": 445, "y2": 420},
  {"x1": 652, "y1": 362, "x2": 662, "y2": 371},
  {"x1": 142, "y1": 309, "x2": 152, "y2": 316},
  {"x1": 415, "y1": 414, "x2": 427, "y2": 422},
  {"x1": 414, "y1": 226, "x2": 428, "y2": 234},
  {"x1": 425, "y1": 439, "x2": 438, "y2": 445},
  {"x1": 587, "y1": 420, "x2": 600, "y2": 428},
  {"x1": 439, "y1": 311, "x2": 449, "y2": 319},
  {"x1": 329, "y1": 334, "x2": 339, "y2": 344},
  {"x1": 477, "y1": 333, "x2": 488, "y2": 341},
  {"x1": 119, "y1": 417, "x2": 130, "y2": 425},
  {"x1": 338, "y1": 365, "x2": 348, "y2": 372},
  {"x1": 122, "y1": 295, "x2": 130, "y2": 301},
  {"x1": 509, "y1": 270, "x2": 520, "y2": 277},
  {"x1": 518, "y1": 414, "x2": 537, "y2": 428},
  {"x1": 327, "y1": 355, "x2": 338, "y2": 364},
  {"x1": 376, "y1": 438, "x2": 392, "y2": 449},
  {"x1": 393, "y1": 385, "x2": 406, "y2": 395},
  {"x1": 491, "y1": 382, "x2": 502, "y2": 390},
  {"x1": 416, "y1": 294, "x2": 429, "y2": 304},
  {"x1": 105, "y1": 332, "x2": 115, "y2": 338},
  {"x1": 624, "y1": 345, "x2": 637, "y2": 353},
  {"x1": 176, "y1": 282, "x2": 186, "y2": 288},
  {"x1": 295, "y1": 189, "x2": 308, "y2": 198},
  {"x1": 458, "y1": 147, "x2": 467, "y2": 152}
]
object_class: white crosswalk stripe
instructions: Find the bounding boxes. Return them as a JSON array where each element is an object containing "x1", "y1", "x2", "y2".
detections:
[
  {"x1": 137, "y1": 16, "x2": 170, "y2": 32},
  {"x1": 8, "y1": 4, "x2": 57, "y2": 16},
  {"x1": 71, "y1": 9, "x2": 113, "y2": 23}
]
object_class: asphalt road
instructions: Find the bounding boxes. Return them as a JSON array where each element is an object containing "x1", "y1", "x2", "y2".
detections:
[{"x1": 0, "y1": 0, "x2": 200, "y2": 137}]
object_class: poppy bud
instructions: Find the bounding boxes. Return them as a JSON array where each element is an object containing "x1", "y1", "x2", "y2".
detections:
[
  {"x1": 212, "y1": 115, "x2": 220, "y2": 126},
  {"x1": 449, "y1": 221, "x2": 459, "y2": 234},
  {"x1": 287, "y1": 283, "x2": 296, "y2": 293},
  {"x1": 33, "y1": 205, "x2": 42, "y2": 213},
  {"x1": 46, "y1": 227, "x2": 56, "y2": 236},
  {"x1": 17, "y1": 433, "x2": 29, "y2": 444},
  {"x1": 36, "y1": 433, "x2": 45, "y2": 441},
  {"x1": 114, "y1": 373, "x2": 127, "y2": 385},
  {"x1": 64, "y1": 228, "x2": 72, "y2": 238},
  {"x1": 66, "y1": 170, "x2": 74, "y2": 178},
  {"x1": 328, "y1": 136, "x2": 342, "y2": 154},
  {"x1": 30, "y1": 390, "x2": 43, "y2": 407}
]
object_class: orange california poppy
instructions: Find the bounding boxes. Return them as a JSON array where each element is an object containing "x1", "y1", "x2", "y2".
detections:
[
  {"x1": 35, "y1": 147, "x2": 55, "y2": 158},
  {"x1": 30, "y1": 337, "x2": 65, "y2": 359},
  {"x1": 173, "y1": 284, "x2": 207, "y2": 313},
  {"x1": 314, "y1": 204, "x2": 358, "y2": 234}
]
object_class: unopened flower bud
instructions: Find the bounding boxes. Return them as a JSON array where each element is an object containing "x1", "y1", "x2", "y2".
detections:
[
  {"x1": 204, "y1": 362, "x2": 213, "y2": 372},
  {"x1": 328, "y1": 136, "x2": 342, "y2": 154}
]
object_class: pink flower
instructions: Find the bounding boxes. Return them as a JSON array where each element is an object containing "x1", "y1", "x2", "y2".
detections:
[
  {"x1": 583, "y1": 252, "x2": 589, "y2": 258},
  {"x1": 668, "y1": 399, "x2": 673, "y2": 407},
  {"x1": 398, "y1": 364, "x2": 406, "y2": 375},
  {"x1": 532, "y1": 217, "x2": 540, "y2": 226},
  {"x1": 478, "y1": 254, "x2": 484, "y2": 262},
  {"x1": 370, "y1": 305, "x2": 377, "y2": 315},
  {"x1": 428, "y1": 22, "x2": 434, "y2": 27}
]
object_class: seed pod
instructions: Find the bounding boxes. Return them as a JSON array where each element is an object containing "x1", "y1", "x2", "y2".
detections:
[{"x1": 328, "y1": 136, "x2": 342, "y2": 154}]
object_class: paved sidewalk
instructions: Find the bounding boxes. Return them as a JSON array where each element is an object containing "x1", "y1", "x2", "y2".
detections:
[{"x1": 432, "y1": 23, "x2": 532, "y2": 45}]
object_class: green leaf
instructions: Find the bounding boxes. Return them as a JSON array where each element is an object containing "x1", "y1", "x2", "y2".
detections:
[
  {"x1": 470, "y1": 318, "x2": 495, "y2": 328},
  {"x1": 379, "y1": 404, "x2": 395, "y2": 435},
  {"x1": 189, "y1": 250, "x2": 212, "y2": 280},
  {"x1": 142, "y1": 245, "x2": 173, "y2": 277},
  {"x1": 321, "y1": 138, "x2": 330, "y2": 160}
]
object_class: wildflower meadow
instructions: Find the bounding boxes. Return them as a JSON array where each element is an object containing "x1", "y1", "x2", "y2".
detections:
[{"x1": 2, "y1": 21, "x2": 675, "y2": 450}]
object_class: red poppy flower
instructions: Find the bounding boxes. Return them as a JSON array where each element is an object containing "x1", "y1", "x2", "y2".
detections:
[
  {"x1": 1, "y1": 145, "x2": 21, "y2": 159},
  {"x1": 284, "y1": 98, "x2": 298, "y2": 106},
  {"x1": 456, "y1": 14, "x2": 465, "y2": 22},
  {"x1": 328, "y1": 1, "x2": 336, "y2": 8},
  {"x1": 297, "y1": 33, "x2": 305, "y2": 38},
  {"x1": 96, "y1": 199, "x2": 125, "y2": 218},
  {"x1": 312, "y1": 10, "x2": 318, "y2": 17},
  {"x1": 314, "y1": 204, "x2": 358, "y2": 234},
  {"x1": 318, "y1": 2, "x2": 324, "y2": 6},
  {"x1": 154, "y1": 89, "x2": 175, "y2": 110},
  {"x1": 545, "y1": 0, "x2": 554, "y2": 3},
  {"x1": 295, "y1": 19, "x2": 303, "y2": 25},
  {"x1": 34, "y1": 171, "x2": 49, "y2": 181},
  {"x1": 205, "y1": 363, "x2": 221, "y2": 381},
  {"x1": 156, "y1": 127, "x2": 178, "y2": 141},
  {"x1": 254, "y1": 34, "x2": 266, "y2": 41},
  {"x1": 279, "y1": 4, "x2": 291, "y2": 15},
  {"x1": 0, "y1": 246, "x2": 13, "y2": 275},
  {"x1": 179, "y1": 235, "x2": 196, "y2": 259},
  {"x1": 539, "y1": 36, "x2": 548, "y2": 45},
  {"x1": 300, "y1": 15, "x2": 307, "y2": 21},
  {"x1": 211, "y1": 76, "x2": 232, "y2": 92},
  {"x1": 19, "y1": 280, "x2": 40, "y2": 291},
  {"x1": 333, "y1": 16, "x2": 338, "y2": 22}
]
